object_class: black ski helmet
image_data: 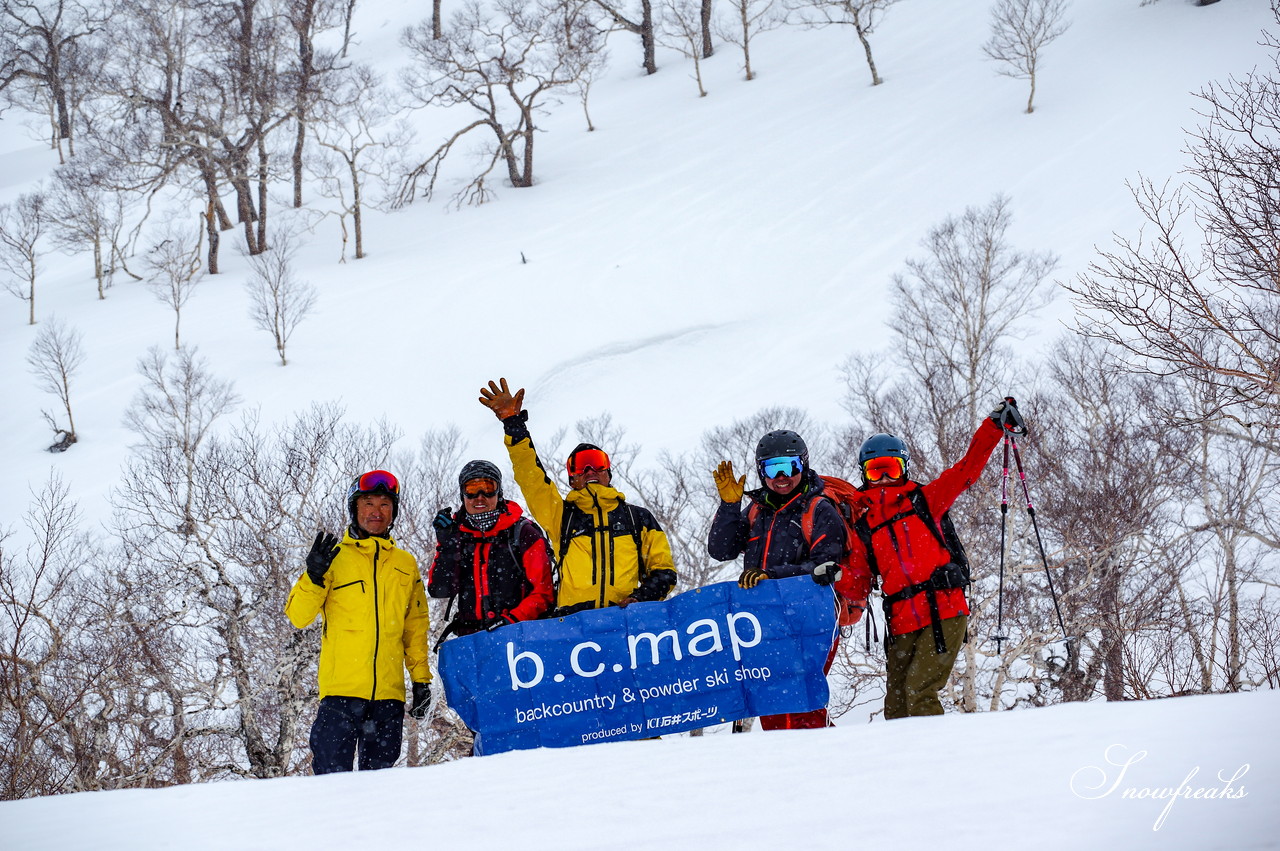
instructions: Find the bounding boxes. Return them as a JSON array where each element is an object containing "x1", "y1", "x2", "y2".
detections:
[
  {"x1": 755, "y1": 429, "x2": 809, "y2": 466},
  {"x1": 857, "y1": 433, "x2": 910, "y2": 483},
  {"x1": 347, "y1": 469, "x2": 400, "y2": 527},
  {"x1": 458, "y1": 459, "x2": 504, "y2": 501}
]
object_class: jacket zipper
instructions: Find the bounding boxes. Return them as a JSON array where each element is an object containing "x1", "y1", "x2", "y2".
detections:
[{"x1": 370, "y1": 539, "x2": 381, "y2": 702}]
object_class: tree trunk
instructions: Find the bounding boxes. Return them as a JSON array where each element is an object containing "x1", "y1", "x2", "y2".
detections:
[
  {"x1": 1100, "y1": 569, "x2": 1124, "y2": 700},
  {"x1": 856, "y1": 26, "x2": 882, "y2": 86},
  {"x1": 256, "y1": 137, "x2": 270, "y2": 252},
  {"x1": 700, "y1": 0, "x2": 713, "y2": 58},
  {"x1": 433, "y1": 0, "x2": 443, "y2": 39},
  {"x1": 350, "y1": 158, "x2": 364, "y2": 260},
  {"x1": 93, "y1": 237, "x2": 104, "y2": 299},
  {"x1": 641, "y1": 0, "x2": 657, "y2": 75},
  {"x1": 205, "y1": 199, "x2": 221, "y2": 275}
]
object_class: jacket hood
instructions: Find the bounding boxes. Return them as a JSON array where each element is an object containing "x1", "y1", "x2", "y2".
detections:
[{"x1": 566, "y1": 481, "x2": 626, "y2": 513}]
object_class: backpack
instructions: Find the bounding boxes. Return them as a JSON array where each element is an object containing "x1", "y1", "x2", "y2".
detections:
[
  {"x1": 747, "y1": 475, "x2": 867, "y2": 628},
  {"x1": 851, "y1": 483, "x2": 970, "y2": 653}
]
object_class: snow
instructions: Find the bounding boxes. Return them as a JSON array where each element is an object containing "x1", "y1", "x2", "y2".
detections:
[
  {"x1": 3, "y1": 0, "x2": 1273, "y2": 532},
  {"x1": 0, "y1": 689, "x2": 1273, "y2": 849},
  {"x1": 0, "y1": 0, "x2": 1276, "y2": 843}
]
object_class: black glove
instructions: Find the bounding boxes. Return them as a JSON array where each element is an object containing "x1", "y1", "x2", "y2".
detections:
[
  {"x1": 990, "y1": 397, "x2": 1027, "y2": 435},
  {"x1": 811, "y1": 561, "x2": 842, "y2": 586},
  {"x1": 408, "y1": 682, "x2": 431, "y2": 719},
  {"x1": 738, "y1": 567, "x2": 769, "y2": 589},
  {"x1": 306, "y1": 530, "x2": 341, "y2": 588},
  {"x1": 433, "y1": 507, "x2": 456, "y2": 536},
  {"x1": 484, "y1": 612, "x2": 514, "y2": 631}
]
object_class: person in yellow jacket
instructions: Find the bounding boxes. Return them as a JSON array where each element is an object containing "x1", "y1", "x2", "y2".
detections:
[
  {"x1": 480, "y1": 378, "x2": 678, "y2": 615},
  {"x1": 285, "y1": 470, "x2": 432, "y2": 774}
]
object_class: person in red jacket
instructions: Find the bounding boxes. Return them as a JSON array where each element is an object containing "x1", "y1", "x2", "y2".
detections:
[
  {"x1": 428, "y1": 460, "x2": 555, "y2": 639},
  {"x1": 818, "y1": 399, "x2": 1023, "y2": 719}
]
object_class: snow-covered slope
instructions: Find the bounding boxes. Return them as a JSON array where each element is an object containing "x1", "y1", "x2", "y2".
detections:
[
  {"x1": 0, "y1": 0, "x2": 1275, "y2": 844},
  {"x1": 1, "y1": 689, "x2": 1273, "y2": 849},
  {"x1": 1, "y1": 0, "x2": 1274, "y2": 530}
]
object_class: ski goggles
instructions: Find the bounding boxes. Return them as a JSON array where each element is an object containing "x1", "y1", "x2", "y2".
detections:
[
  {"x1": 462, "y1": 479, "x2": 498, "y2": 500},
  {"x1": 356, "y1": 469, "x2": 399, "y2": 495},
  {"x1": 758, "y1": 455, "x2": 804, "y2": 479},
  {"x1": 862, "y1": 456, "x2": 905, "y2": 482},
  {"x1": 567, "y1": 448, "x2": 611, "y2": 475}
]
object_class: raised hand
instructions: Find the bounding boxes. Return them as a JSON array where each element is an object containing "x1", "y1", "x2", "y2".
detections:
[
  {"x1": 713, "y1": 460, "x2": 746, "y2": 503},
  {"x1": 306, "y1": 530, "x2": 341, "y2": 588},
  {"x1": 990, "y1": 397, "x2": 1027, "y2": 435},
  {"x1": 479, "y1": 378, "x2": 526, "y2": 420}
]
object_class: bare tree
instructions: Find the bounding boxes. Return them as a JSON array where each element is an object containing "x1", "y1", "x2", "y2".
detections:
[
  {"x1": 982, "y1": 0, "x2": 1070, "y2": 114},
  {"x1": 46, "y1": 157, "x2": 130, "y2": 299},
  {"x1": 789, "y1": 0, "x2": 902, "y2": 86},
  {"x1": 400, "y1": 0, "x2": 602, "y2": 206},
  {"x1": 340, "y1": 0, "x2": 358, "y2": 52},
  {"x1": 286, "y1": 0, "x2": 342, "y2": 208},
  {"x1": 95, "y1": 0, "x2": 296, "y2": 266},
  {"x1": 554, "y1": 0, "x2": 609, "y2": 131},
  {"x1": 0, "y1": 476, "x2": 121, "y2": 798},
  {"x1": 244, "y1": 229, "x2": 316, "y2": 365},
  {"x1": 0, "y1": 0, "x2": 108, "y2": 159},
  {"x1": 716, "y1": 0, "x2": 781, "y2": 81},
  {"x1": 311, "y1": 63, "x2": 409, "y2": 260},
  {"x1": 0, "y1": 190, "x2": 46, "y2": 326},
  {"x1": 1068, "y1": 7, "x2": 1280, "y2": 427},
  {"x1": 658, "y1": 0, "x2": 710, "y2": 96},
  {"x1": 591, "y1": 0, "x2": 657, "y2": 74},
  {"x1": 26, "y1": 318, "x2": 84, "y2": 451},
  {"x1": 145, "y1": 224, "x2": 204, "y2": 350}
]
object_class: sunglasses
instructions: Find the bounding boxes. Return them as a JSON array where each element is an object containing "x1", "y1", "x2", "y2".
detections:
[
  {"x1": 567, "y1": 448, "x2": 611, "y2": 475},
  {"x1": 464, "y1": 488, "x2": 497, "y2": 500},
  {"x1": 357, "y1": 469, "x2": 399, "y2": 494},
  {"x1": 862, "y1": 456, "x2": 905, "y2": 482},
  {"x1": 759, "y1": 455, "x2": 804, "y2": 479}
]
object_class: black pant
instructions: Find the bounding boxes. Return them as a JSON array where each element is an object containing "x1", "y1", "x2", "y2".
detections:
[{"x1": 310, "y1": 696, "x2": 405, "y2": 774}]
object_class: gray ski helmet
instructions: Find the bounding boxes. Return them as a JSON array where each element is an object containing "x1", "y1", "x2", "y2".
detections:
[
  {"x1": 459, "y1": 459, "x2": 503, "y2": 500},
  {"x1": 857, "y1": 433, "x2": 910, "y2": 482},
  {"x1": 347, "y1": 469, "x2": 401, "y2": 526},
  {"x1": 755, "y1": 429, "x2": 809, "y2": 466}
]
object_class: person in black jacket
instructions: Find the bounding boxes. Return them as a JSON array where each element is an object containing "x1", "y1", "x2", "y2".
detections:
[
  {"x1": 708, "y1": 429, "x2": 847, "y2": 730},
  {"x1": 428, "y1": 460, "x2": 556, "y2": 639}
]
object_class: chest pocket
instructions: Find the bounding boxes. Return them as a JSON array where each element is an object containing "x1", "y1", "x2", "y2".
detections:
[{"x1": 325, "y1": 579, "x2": 367, "y2": 631}]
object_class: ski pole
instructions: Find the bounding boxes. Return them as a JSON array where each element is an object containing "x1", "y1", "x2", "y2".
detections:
[
  {"x1": 992, "y1": 434, "x2": 1011, "y2": 653},
  {"x1": 1008, "y1": 435, "x2": 1073, "y2": 660}
]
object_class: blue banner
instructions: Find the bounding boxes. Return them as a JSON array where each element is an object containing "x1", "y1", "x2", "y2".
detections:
[{"x1": 438, "y1": 577, "x2": 837, "y2": 755}]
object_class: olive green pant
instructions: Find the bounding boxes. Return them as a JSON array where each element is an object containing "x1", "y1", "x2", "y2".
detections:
[{"x1": 884, "y1": 615, "x2": 967, "y2": 720}]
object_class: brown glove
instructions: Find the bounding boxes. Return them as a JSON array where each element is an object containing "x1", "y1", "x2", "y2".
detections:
[
  {"x1": 479, "y1": 378, "x2": 525, "y2": 420},
  {"x1": 738, "y1": 567, "x2": 769, "y2": 589},
  {"x1": 713, "y1": 460, "x2": 746, "y2": 503}
]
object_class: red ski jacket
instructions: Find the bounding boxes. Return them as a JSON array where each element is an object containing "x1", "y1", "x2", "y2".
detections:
[
  {"x1": 428, "y1": 501, "x2": 555, "y2": 632},
  {"x1": 838, "y1": 419, "x2": 1003, "y2": 637}
]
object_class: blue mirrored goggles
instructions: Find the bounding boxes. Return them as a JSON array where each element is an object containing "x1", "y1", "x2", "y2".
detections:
[{"x1": 759, "y1": 455, "x2": 804, "y2": 479}]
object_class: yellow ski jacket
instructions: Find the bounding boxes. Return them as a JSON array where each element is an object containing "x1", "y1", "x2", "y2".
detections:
[
  {"x1": 505, "y1": 429, "x2": 677, "y2": 610},
  {"x1": 285, "y1": 530, "x2": 432, "y2": 701}
]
